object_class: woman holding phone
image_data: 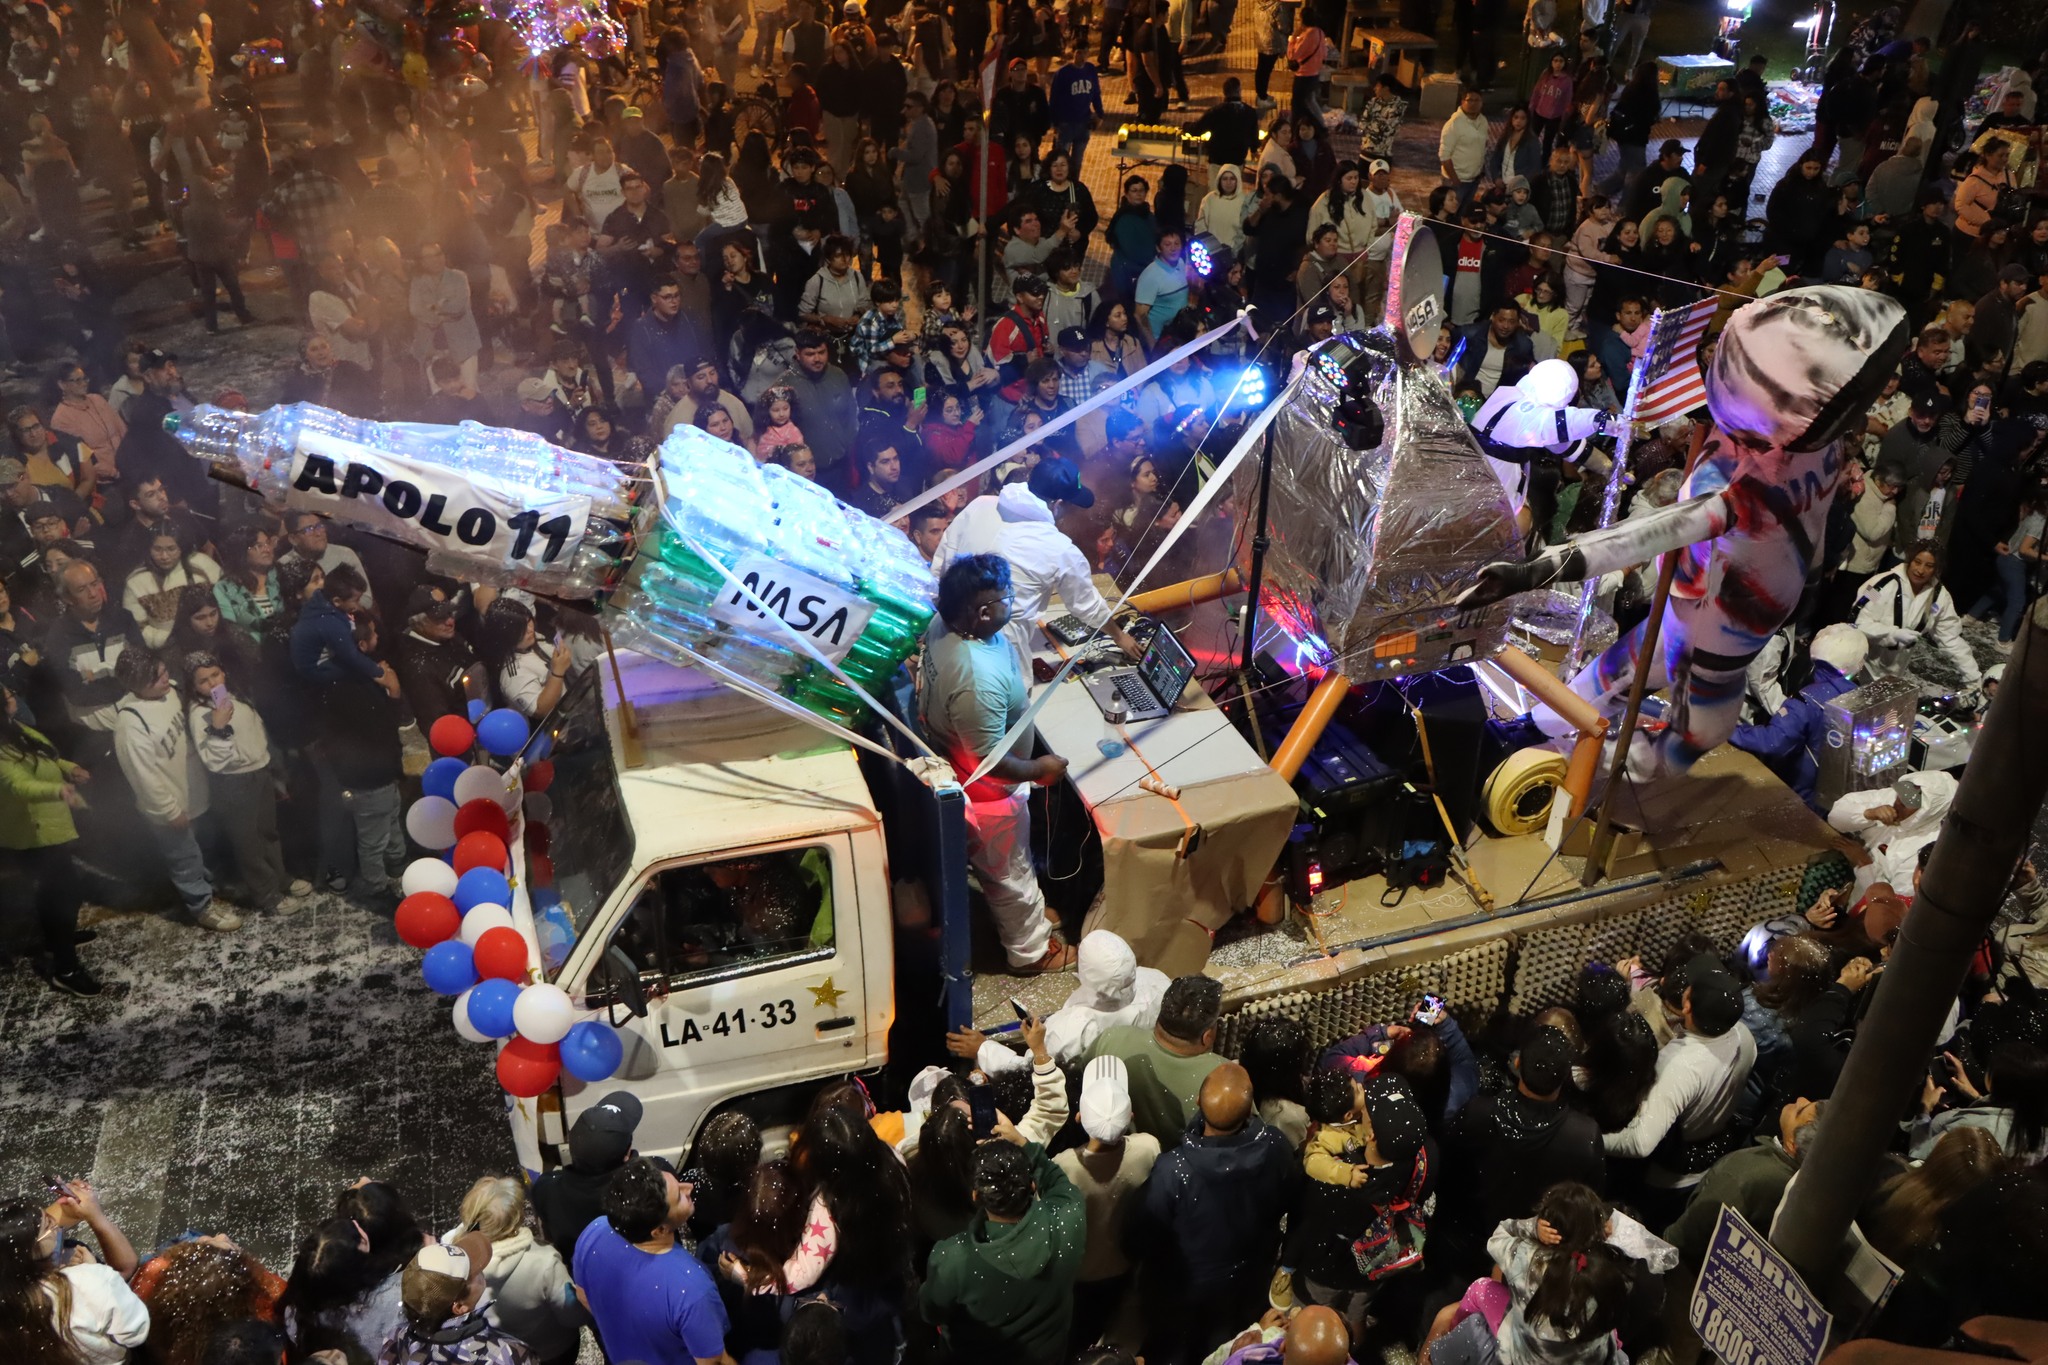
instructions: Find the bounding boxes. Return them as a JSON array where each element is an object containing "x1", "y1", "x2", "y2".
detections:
[{"x1": 184, "y1": 651, "x2": 310, "y2": 915}]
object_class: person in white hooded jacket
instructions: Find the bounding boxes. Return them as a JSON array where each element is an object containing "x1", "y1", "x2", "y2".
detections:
[
  {"x1": 962, "y1": 930, "x2": 1172, "y2": 1076},
  {"x1": 1194, "y1": 165, "x2": 1252, "y2": 255},
  {"x1": 447, "y1": 1176, "x2": 587, "y2": 1365},
  {"x1": 112, "y1": 647, "x2": 238, "y2": 932},
  {"x1": 184, "y1": 651, "x2": 311, "y2": 915},
  {"x1": 1852, "y1": 539, "x2": 1981, "y2": 694},
  {"x1": 1828, "y1": 769, "x2": 1957, "y2": 898}
]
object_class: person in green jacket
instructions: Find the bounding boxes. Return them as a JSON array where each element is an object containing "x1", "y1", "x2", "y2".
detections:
[
  {"x1": 0, "y1": 683, "x2": 100, "y2": 996},
  {"x1": 1663, "y1": 1096, "x2": 1826, "y2": 1268},
  {"x1": 920, "y1": 1130, "x2": 1087, "y2": 1365}
]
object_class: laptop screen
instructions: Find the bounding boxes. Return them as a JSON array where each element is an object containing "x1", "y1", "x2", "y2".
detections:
[{"x1": 1136, "y1": 626, "x2": 1197, "y2": 706}]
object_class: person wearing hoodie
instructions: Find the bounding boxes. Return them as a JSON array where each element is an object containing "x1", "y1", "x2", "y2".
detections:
[
  {"x1": 1196, "y1": 165, "x2": 1252, "y2": 255},
  {"x1": 1130, "y1": 1062, "x2": 1300, "y2": 1365},
  {"x1": 958, "y1": 930, "x2": 1171, "y2": 1076},
  {"x1": 929, "y1": 457, "x2": 1142, "y2": 671},
  {"x1": 447, "y1": 1177, "x2": 587, "y2": 1365},
  {"x1": 1731, "y1": 625, "x2": 1870, "y2": 813},
  {"x1": 1829, "y1": 769, "x2": 1958, "y2": 899},
  {"x1": 531, "y1": 1093, "x2": 644, "y2": 1263},
  {"x1": 921, "y1": 1129, "x2": 1086, "y2": 1365},
  {"x1": 1435, "y1": 1028, "x2": 1606, "y2": 1282},
  {"x1": 112, "y1": 645, "x2": 239, "y2": 932},
  {"x1": 1865, "y1": 136, "x2": 1927, "y2": 221}
]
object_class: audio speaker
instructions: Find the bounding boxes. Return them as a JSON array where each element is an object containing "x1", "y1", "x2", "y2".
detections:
[{"x1": 1344, "y1": 667, "x2": 1489, "y2": 843}]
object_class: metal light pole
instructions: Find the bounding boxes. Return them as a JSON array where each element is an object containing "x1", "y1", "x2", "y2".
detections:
[{"x1": 1771, "y1": 595, "x2": 2048, "y2": 1281}]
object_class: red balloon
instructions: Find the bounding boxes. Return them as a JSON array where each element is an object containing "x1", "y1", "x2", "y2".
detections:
[
  {"x1": 430, "y1": 715, "x2": 476, "y2": 758},
  {"x1": 496, "y1": 1036, "x2": 561, "y2": 1097},
  {"x1": 525, "y1": 823, "x2": 551, "y2": 857},
  {"x1": 529, "y1": 853, "x2": 555, "y2": 889},
  {"x1": 522, "y1": 759, "x2": 555, "y2": 792},
  {"x1": 394, "y1": 892, "x2": 460, "y2": 949},
  {"x1": 453, "y1": 798, "x2": 511, "y2": 843},
  {"x1": 453, "y1": 830, "x2": 509, "y2": 875},
  {"x1": 473, "y1": 926, "x2": 529, "y2": 981}
]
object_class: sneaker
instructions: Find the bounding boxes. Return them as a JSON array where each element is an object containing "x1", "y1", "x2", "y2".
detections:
[
  {"x1": 326, "y1": 874, "x2": 349, "y2": 893},
  {"x1": 1171, "y1": 97, "x2": 1189, "y2": 110},
  {"x1": 192, "y1": 902, "x2": 244, "y2": 932},
  {"x1": 1256, "y1": 95, "x2": 1277, "y2": 109},
  {"x1": 1123, "y1": 91, "x2": 1138, "y2": 105},
  {"x1": 50, "y1": 966, "x2": 104, "y2": 998},
  {"x1": 1269, "y1": 1268, "x2": 1296, "y2": 1311},
  {"x1": 1995, "y1": 637, "x2": 2015, "y2": 654},
  {"x1": 288, "y1": 878, "x2": 314, "y2": 897}
]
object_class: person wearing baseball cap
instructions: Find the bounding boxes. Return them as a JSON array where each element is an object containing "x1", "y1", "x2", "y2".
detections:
[
  {"x1": 391, "y1": 585, "x2": 478, "y2": 732},
  {"x1": 386, "y1": 1230, "x2": 524, "y2": 1362},
  {"x1": 1430, "y1": 1026, "x2": 1603, "y2": 1277},
  {"x1": 1053, "y1": 326, "x2": 1101, "y2": 404},
  {"x1": 1602, "y1": 955, "x2": 1758, "y2": 1190},
  {"x1": 510, "y1": 376, "x2": 574, "y2": 447},
  {"x1": 529, "y1": 1092, "x2": 645, "y2": 1262}
]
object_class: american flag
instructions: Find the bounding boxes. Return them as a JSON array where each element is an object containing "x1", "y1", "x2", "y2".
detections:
[{"x1": 1628, "y1": 298, "x2": 1718, "y2": 428}]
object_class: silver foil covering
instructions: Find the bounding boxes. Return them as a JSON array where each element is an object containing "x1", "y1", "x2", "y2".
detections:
[
  {"x1": 1509, "y1": 587, "x2": 1618, "y2": 661},
  {"x1": 1240, "y1": 331, "x2": 1521, "y2": 683}
]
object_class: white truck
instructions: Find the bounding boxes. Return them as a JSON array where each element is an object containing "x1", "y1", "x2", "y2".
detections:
[{"x1": 506, "y1": 653, "x2": 970, "y2": 1175}]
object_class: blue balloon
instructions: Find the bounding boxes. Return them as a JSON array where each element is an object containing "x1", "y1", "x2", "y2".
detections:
[
  {"x1": 467, "y1": 698, "x2": 489, "y2": 724},
  {"x1": 524, "y1": 730, "x2": 554, "y2": 762},
  {"x1": 422, "y1": 940, "x2": 477, "y2": 995},
  {"x1": 455, "y1": 867, "x2": 512, "y2": 914},
  {"x1": 561, "y1": 1020, "x2": 624, "y2": 1082},
  {"x1": 477, "y1": 708, "x2": 531, "y2": 758},
  {"x1": 422, "y1": 756, "x2": 467, "y2": 803},
  {"x1": 466, "y1": 977, "x2": 522, "y2": 1038}
]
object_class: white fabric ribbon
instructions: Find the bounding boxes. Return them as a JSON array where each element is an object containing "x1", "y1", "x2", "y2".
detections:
[
  {"x1": 885, "y1": 315, "x2": 1252, "y2": 522},
  {"x1": 962, "y1": 398, "x2": 1284, "y2": 787}
]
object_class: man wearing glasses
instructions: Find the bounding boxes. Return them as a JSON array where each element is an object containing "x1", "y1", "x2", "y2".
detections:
[{"x1": 628, "y1": 279, "x2": 714, "y2": 408}]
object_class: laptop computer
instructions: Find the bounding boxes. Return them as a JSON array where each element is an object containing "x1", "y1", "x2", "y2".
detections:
[{"x1": 1083, "y1": 626, "x2": 1198, "y2": 723}]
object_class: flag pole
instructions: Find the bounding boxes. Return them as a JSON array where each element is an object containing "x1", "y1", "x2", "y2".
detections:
[{"x1": 1561, "y1": 299, "x2": 1706, "y2": 675}]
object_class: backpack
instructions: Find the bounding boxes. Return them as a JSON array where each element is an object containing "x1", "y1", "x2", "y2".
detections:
[{"x1": 1350, "y1": 1146, "x2": 1434, "y2": 1281}]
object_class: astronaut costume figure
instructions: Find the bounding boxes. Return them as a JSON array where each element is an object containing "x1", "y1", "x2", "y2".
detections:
[
  {"x1": 1468, "y1": 358, "x2": 1623, "y2": 517},
  {"x1": 1458, "y1": 286, "x2": 1912, "y2": 779}
]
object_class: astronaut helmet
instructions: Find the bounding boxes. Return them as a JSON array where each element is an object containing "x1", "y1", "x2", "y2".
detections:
[{"x1": 1519, "y1": 358, "x2": 1579, "y2": 410}]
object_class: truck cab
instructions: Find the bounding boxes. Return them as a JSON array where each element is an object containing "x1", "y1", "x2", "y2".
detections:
[{"x1": 506, "y1": 654, "x2": 962, "y2": 1175}]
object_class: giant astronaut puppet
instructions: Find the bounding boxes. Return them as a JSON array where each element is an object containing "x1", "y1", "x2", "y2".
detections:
[{"x1": 1458, "y1": 286, "x2": 1911, "y2": 777}]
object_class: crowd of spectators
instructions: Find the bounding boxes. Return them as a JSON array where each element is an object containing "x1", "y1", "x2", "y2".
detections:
[
  {"x1": 4, "y1": 1, "x2": 2048, "y2": 1363},
  {"x1": 8, "y1": 903, "x2": 2048, "y2": 1365}
]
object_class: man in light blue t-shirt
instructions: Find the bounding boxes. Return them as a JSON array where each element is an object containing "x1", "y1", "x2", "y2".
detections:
[
  {"x1": 573, "y1": 1158, "x2": 731, "y2": 1365},
  {"x1": 1134, "y1": 230, "x2": 1192, "y2": 345}
]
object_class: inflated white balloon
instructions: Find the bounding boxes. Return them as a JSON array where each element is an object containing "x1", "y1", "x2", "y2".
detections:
[
  {"x1": 513, "y1": 983, "x2": 580, "y2": 1045},
  {"x1": 459, "y1": 903, "x2": 515, "y2": 947},
  {"x1": 405, "y1": 796, "x2": 459, "y2": 850},
  {"x1": 523, "y1": 792, "x2": 554, "y2": 824},
  {"x1": 402, "y1": 857, "x2": 460, "y2": 899},
  {"x1": 452, "y1": 988, "x2": 492, "y2": 1044},
  {"x1": 453, "y1": 763, "x2": 515, "y2": 811}
]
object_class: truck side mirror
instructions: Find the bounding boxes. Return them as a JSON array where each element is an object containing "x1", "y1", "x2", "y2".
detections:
[{"x1": 604, "y1": 944, "x2": 650, "y2": 1022}]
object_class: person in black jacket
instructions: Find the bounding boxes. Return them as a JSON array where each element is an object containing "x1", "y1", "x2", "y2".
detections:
[
  {"x1": 1764, "y1": 150, "x2": 1839, "y2": 276},
  {"x1": 1435, "y1": 1027, "x2": 1607, "y2": 1282},
  {"x1": 1131, "y1": 1061, "x2": 1300, "y2": 1365},
  {"x1": 390, "y1": 586, "x2": 478, "y2": 732},
  {"x1": 1605, "y1": 62, "x2": 1662, "y2": 199},
  {"x1": 1620, "y1": 138, "x2": 1688, "y2": 225},
  {"x1": 1284, "y1": 1072, "x2": 1436, "y2": 1346},
  {"x1": 1189, "y1": 76, "x2": 1262, "y2": 168}
]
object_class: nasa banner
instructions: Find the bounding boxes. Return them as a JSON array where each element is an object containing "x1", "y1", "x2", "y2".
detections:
[
  {"x1": 287, "y1": 430, "x2": 593, "y2": 572},
  {"x1": 708, "y1": 555, "x2": 878, "y2": 664}
]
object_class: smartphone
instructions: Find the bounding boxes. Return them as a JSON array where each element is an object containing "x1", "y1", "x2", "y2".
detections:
[
  {"x1": 1972, "y1": 390, "x2": 1993, "y2": 418},
  {"x1": 208, "y1": 683, "x2": 230, "y2": 707},
  {"x1": 1415, "y1": 993, "x2": 1447, "y2": 1026},
  {"x1": 44, "y1": 1172, "x2": 68, "y2": 1197},
  {"x1": 968, "y1": 1084, "x2": 999, "y2": 1138},
  {"x1": 1009, "y1": 996, "x2": 1032, "y2": 1022},
  {"x1": 913, "y1": 385, "x2": 927, "y2": 407}
]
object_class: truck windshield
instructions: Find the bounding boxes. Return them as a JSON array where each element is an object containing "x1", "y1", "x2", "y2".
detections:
[{"x1": 532, "y1": 665, "x2": 633, "y2": 975}]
